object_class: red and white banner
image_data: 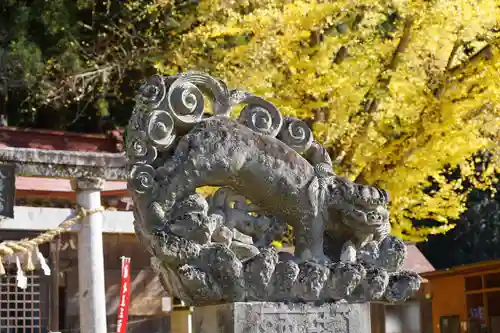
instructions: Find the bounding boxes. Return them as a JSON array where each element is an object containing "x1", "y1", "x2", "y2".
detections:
[{"x1": 116, "y1": 257, "x2": 131, "y2": 333}]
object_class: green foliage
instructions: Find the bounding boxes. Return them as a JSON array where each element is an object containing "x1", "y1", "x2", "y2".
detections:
[{"x1": 0, "y1": 0, "x2": 192, "y2": 131}]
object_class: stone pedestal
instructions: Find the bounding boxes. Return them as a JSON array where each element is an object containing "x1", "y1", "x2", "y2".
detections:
[{"x1": 192, "y1": 302, "x2": 371, "y2": 333}]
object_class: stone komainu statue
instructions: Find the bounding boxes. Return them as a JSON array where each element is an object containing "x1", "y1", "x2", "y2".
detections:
[{"x1": 126, "y1": 72, "x2": 420, "y2": 305}]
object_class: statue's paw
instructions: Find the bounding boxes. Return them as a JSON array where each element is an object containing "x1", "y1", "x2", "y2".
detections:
[
  {"x1": 198, "y1": 244, "x2": 245, "y2": 302},
  {"x1": 377, "y1": 236, "x2": 407, "y2": 272},
  {"x1": 268, "y1": 260, "x2": 299, "y2": 301},
  {"x1": 384, "y1": 271, "x2": 421, "y2": 303},
  {"x1": 178, "y1": 264, "x2": 223, "y2": 304},
  {"x1": 348, "y1": 267, "x2": 389, "y2": 302},
  {"x1": 151, "y1": 231, "x2": 201, "y2": 265},
  {"x1": 168, "y1": 211, "x2": 215, "y2": 245},
  {"x1": 293, "y1": 261, "x2": 330, "y2": 301},
  {"x1": 340, "y1": 240, "x2": 357, "y2": 263},
  {"x1": 323, "y1": 262, "x2": 365, "y2": 300},
  {"x1": 356, "y1": 240, "x2": 379, "y2": 266},
  {"x1": 244, "y1": 248, "x2": 279, "y2": 300}
]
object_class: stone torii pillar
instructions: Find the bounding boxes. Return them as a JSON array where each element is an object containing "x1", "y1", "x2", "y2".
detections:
[{"x1": 72, "y1": 177, "x2": 107, "y2": 333}]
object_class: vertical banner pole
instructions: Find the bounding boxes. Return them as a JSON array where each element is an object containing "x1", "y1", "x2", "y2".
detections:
[{"x1": 116, "y1": 256, "x2": 131, "y2": 333}]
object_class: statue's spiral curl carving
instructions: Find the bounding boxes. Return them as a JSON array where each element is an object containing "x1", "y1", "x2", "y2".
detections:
[
  {"x1": 278, "y1": 117, "x2": 313, "y2": 153},
  {"x1": 168, "y1": 72, "x2": 231, "y2": 124},
  {"x1": 139, "y1": 75, "x2": 166, "y2": 108},
  {"x1": 238, "y1": 95, "x2": 283, "y2": 137},
  {"x1": 314, "y1": 163, "x2": 333, "y2": 177},
  {"x1": 167, "y1": 80, "x2": 205, "y2": 128},
  {"x1": 126, "y1": 138, "x2": 158, "y2": 164},
  {"x1": 147, "y1": 110, "x2": 176, "y2": 151},
  {"x1": 129, "y1": 164, "x2": 157, "y2": 194}
]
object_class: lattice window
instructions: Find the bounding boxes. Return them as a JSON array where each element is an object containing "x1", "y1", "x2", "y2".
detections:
[{"x1": 0, "y1": 271, "x2": 42, "y2": 333}]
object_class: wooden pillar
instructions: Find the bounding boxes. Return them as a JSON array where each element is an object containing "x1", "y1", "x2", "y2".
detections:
[
  {"x1": 171, "y1": 299, "x2": 192, "y2": 333},
  {"x1": 171, "y1": 309, "x2": 192, "y2": 333},
  {"x1": 49, "y1": 236, "x2": 61, "y2": 331},
  {"x1": 370, "y1": 303, "x2": 386, "y2": 333}
]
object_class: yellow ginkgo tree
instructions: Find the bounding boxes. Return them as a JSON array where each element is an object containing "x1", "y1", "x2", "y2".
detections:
[{"x1": 155, "y1": 0, "x2": 500, "y2": 241}]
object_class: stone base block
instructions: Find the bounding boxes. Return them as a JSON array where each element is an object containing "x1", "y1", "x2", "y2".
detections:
[{"x1": 192, "y1": 302, "x2": 371, "y2": 333}]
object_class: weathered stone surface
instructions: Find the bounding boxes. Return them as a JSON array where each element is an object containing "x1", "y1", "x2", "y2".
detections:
[
  {"x1": 277, "y1": 251, "x2": 295, "y2": 262},
  {"x1": 384, "y1": 271, "x2": 421, "y2": 303},
  {"x1": 293, "y1": 262, "x2": 330, "y2": 301},
  {"x1": 323, "y1": 263, "x2": 365, "y2": 301},
  {"x1": 177, "y1": 264, "x2": 222, "y2": 304},
  {"x1": 243, "y1": 248, "x2": 279, "y2": 300},
  {"x1": 197, "y1": 244, "x2": 245, "y2": 302},
  {"x1": 71, "y1": 176, "x2": 106, "y2": 191},
  {"x1": 152, "y1": 231, "x2": 200, "y2": 265},
  {"x1": 233, "y1": 228, "x2": 254, "y2": 244},
  {"x1": 212, "y1": 225, "x2": 234, "y2": 246},
  {"x1": 230, "y1": 241, "x2": 260, "y2": 261},
  {"x1": 192, "y1": 302, "x2": 371, "y2": 333},
  {"x1": 349, "y1": 267, "x2": 389, "y2": 302},
  {"x1": 172, "y1": 193, "x2": 209, "y2": 216},
  {"x1": 378, "y1": 236, "x2": 407, "y2": 273},
  {"x1": 0, "y1": 147, "x2": 126, "y2": 180},
  {"x1": 269, "y1": 260, "x2": 299, "y2": 301},
  {"x1": 356, "y1": 241, "x2": 379, "y2": 266},
  {"x1": 168, "y1": 211, "x2": 214, "y2": 245},
  {"x1": 127, "y1": 71, "x2": 421, "y2": 305}
]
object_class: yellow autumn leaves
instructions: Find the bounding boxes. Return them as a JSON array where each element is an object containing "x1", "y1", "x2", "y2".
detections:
[{"x1": 159, "y1": 0, "x2": 499, "y2": 241}]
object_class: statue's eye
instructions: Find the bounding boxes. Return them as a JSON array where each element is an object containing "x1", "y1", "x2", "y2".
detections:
[
  {"x1": 328, "y1": 184, "x2": 341, "y2": 196},
  {"x1": 377, "y1": 188, "x2": 389, "y2": 203}
]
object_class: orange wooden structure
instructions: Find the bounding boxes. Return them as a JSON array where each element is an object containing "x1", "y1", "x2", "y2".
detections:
[{"x1": 422, "y1": 260, "x2": 500, "y2": 333}]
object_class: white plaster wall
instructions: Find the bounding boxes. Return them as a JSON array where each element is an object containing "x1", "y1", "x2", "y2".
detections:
[
  {"x1": 386, "y1": 306, "x2": 403, "y2": 333},
  {"x1": 0, "y1": 206, "x2": 134, "y2": 233},
  {"x1": 385, "y1": 301, "x2": 421, "y2": 333},
  {"x1": 402, "y1": 301, "x2": 421, "y2": 333}
]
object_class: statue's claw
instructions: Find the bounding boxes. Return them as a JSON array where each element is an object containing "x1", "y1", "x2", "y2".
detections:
[{"x1": 340, "y1": 240, "x2": 357, "y2": 263}]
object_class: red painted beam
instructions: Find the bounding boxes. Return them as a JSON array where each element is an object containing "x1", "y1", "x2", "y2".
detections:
[
  {"x1": 0, "y1": 127, "x2": 124, "y2": 153},
  {"x1": 0, "y1": 127, "x2": 129, "y2": 198},
  {"x1": 15, "y1": 176, "x2": 128, "y2": 199}
]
